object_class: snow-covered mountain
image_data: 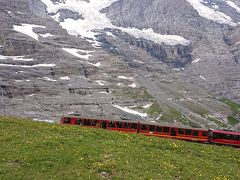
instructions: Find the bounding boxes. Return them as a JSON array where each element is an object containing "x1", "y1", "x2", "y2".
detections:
[{"x1": 0, "y1": 0, "x2": 239, "y2": 130}]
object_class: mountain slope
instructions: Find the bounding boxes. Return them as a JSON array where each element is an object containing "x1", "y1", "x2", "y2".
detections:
[
  {"x1": 0, "y1": 117, "x2": 240, "y2": 179},
  {"x1": 0, "y1": 0, "x2": 239, "y2": 130}
]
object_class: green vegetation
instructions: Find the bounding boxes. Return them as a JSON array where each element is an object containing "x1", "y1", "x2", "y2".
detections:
[
  {"x1": 220, "y1": 98, "x2": 240, "y2": 114},
  {"x1": 181, "y1": 101, "x2": 209, "y2": 117},
  {"x1": 146, "y1": 103, "x2": 162, "y2": 116},
  {"x1": 113, "y1": 88, "x2": 154, "y2": 101},
  {"x1": 227, "y1": 115, "x2": 239, "y2": 125},
  {"x1": 207, "y1": 117, "x2": 228, "y2": 128},
  {"x1": 1, "y1": 116, "x2": 240, "y2": 179},
  {"x1": 160, "y1": 106, "x2": 182, "y2": 121}
]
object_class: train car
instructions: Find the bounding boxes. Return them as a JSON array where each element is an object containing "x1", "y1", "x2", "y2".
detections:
[
  {"x1": 60, "y1": 114, "x2": 240, "y2": 147},
  {"x1": 208, "y1": 129, "x2": 240, "y2": 147},
  {"x1": 137, "y1": 121, "x2": 208, "y2": 143},
  {"x1": 60, "y1": 114, "x2": 208, "y2": 143}
]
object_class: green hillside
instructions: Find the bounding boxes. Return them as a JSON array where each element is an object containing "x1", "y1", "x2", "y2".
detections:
[{"x1": 0, "y1": 116, "x2": 239, "y2": 179}]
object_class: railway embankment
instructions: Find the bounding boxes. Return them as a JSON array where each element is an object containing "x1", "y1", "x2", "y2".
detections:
[{"x1": 0, "y1": 116, "x2": 239, "y2": 179}]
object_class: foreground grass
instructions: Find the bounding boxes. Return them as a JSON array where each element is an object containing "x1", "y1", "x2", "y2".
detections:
[{"x1": 0, "y1": 116, "x2": 239, "y2": 179}]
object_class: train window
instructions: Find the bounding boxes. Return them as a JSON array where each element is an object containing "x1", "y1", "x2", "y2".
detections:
[
  {"x1": 141, "y1": 124, "x2": 148, "y2": 131},
  {"x1": 202, "y1": 131, "x2": 208, "y2": 136},
  {"x1": 149, "y1": 126, "x2": 155, "y2": 132},
  {"x1": 83, "y1": 119, "x2": 91, "y2": 126},
  {"x1": 116, "y1": 122, "x2": 123, "y2": 128},
  {"x1": 75, "y1": 119, "x2": 82, "y2": 125},
  {"x1": 131, "y1": 123, "x2": 138, "y2": 129},
  {"x1": 193, "y1": 131, "x2": 199, "y2": 136},
  {"x1": 124, "y1": 123, "x2": 130, "y2": 129},
  {"x1": 108, "y1": 121, "x2": 115, "y2": 127},
  {"x1": 64, "y1": 118, "x2": 70, "y2": 124},
  {"x1": 156, "y1": 126, "x2": 162, "y2": 132},
  {"x1": 163, "y1": 127, "x2": 169, "y2": 133},
  {"x1": 186, "y1": 129, "x2": 192, "y2": 135},
  {"x1": 178, "y1": 128, "x2": 184, "y2": 134},
  {"x1": 92, "y1": 120, "x2": 97, "y2": 126}
]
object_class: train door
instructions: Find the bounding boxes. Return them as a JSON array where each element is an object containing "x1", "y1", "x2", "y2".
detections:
[
  {"x1": 171, "y1": 128, "x2": 177, "y2": 136},
  {"x1": 208, "y1": 129, "x2": 213, "y2": 142}
]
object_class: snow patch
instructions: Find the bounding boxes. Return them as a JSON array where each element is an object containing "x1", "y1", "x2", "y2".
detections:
[
  {"x1": 95, "y1": 80, "x2": 105, "y2": 86},
  {"x1": 119, "y1": 27, "x2": 190, "y2": 46},
  {"x1": 192, "y1": 58, "x2": 201, "y2": 64},
  {"x1": 87, "y1": 62, "x2": 101, "y2": 67},
  {"x1": 117, "y1": 83, "x2": 123, "y2": 86},
  {"x1": 113, "y1": 105, "x2": 147, "y2": 118},
  {"x1": 60, "y1": 76, "x2": 70, "y2": 80},
  {"x1": 236, "y1": 42, "x2": 240, "y2": 45},
  {"x1": 15, "y1": 80, "x2": 24, "y2": 82},
  {"x1": 133, "y1": 59, "x2": 144, "y2": 64},
  {"x1": 185, "y1": 0, "x2": 237, "y2": 26},
  {"x1": 99, "y1": 91, "x2": 110, "y2": 94},
  {"x1": 39, "y1": 77, "x2": 57, "y2": 82},
  {"x1": 106, "y1": 31, "x2": 115, "y2": 37},
  {"x1": 200, "y1": 75, "x2": 206, "y2": 80},
  {"x1": 128, "y1": 83, "x2": 136, "y2": 88},
  {"x1": 28, "y1": 94, "x2": 35, "y2": 97},
  {"x1": 212, "y1": 4, "x2": 219, "y2": 9},
  {"x1": 225, "y1": 0, "x2": 240, "y2": 13},
  {"x1": 0, "y1": 63, "x2": 55, "y2": 68},
  {"x1": 142, "y1": 103, "x2": 153, "y2": 109},
  {"x1": 13, "y1": 24, "x2": 45, "y2": 41},
  {"x1": 118, "y1": 76, "x2": 133, "y2": 80},
  {"x1": 62, "y1": 48, "x2": 94, "y2": 60},
  {"x1": 39, "y1": 33, "x2": 54, "y2": 38},
  {"x1": 0, "y1": 55, "x2": 33, "y2": 61}
]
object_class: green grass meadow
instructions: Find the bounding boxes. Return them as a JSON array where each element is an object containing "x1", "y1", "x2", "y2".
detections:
[{"x1": 0, "y1": 116, "x2": 239, "y2": 179}]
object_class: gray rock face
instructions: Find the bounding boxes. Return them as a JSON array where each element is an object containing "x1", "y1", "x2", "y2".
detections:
[
  {"x1": 55, "y1": 9, "x2": 84, "y2": 22},
  {"x1": 103, "y1": 0, "x2": 240, "y2": 103}
]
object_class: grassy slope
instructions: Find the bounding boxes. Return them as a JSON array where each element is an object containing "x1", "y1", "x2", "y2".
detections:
[{"x1": 0, "y1": 117, "x2": 240, "y2": 179}]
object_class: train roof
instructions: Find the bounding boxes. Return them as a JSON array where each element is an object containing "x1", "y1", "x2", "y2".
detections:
[
  {"x1": 211, "y1": 129, "x2": 240, "y2": 135},
  {"x1": 63, "y1": 114, "x2": 207, "y2": 131}
]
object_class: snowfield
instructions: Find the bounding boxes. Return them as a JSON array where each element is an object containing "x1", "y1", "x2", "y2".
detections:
[
  {"x1": 40, "y1": 0, "x2": 190, "y2": 46},
  {"x1": 13, "y1": 24, "x2": 45, "y2": 41},
  {"x1": 185, "y1": 0, "x2": 237, "y2": 26}
]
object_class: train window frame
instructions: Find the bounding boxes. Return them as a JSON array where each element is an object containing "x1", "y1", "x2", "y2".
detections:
[
  {"x1": 149, "y1": 125, "x2": 155, "y2": 132},
  {"x1": 91, "y1": 120, "x2": 98, "y2": 126},
  {"x1": 178, "y1": 128, "x2": 185, "y2": 134},
  {"x1": 75, "y1": 119, "x2": 82, "y2": 125},
  {"x1": 108, "y1": 121, "x2": 115, "y2": 128},
  {"x1": 163, "y1": 127, "x2": 170, "y2": 133},
  {"x1": 202, "y1": 131, "x2": 208, "y2": 136},
  {"x1": 124, "y1": 122, "x2": 131, "y2": 129},
  {"x1": 192, "y1": 130, "x2": 199, "y2": 136},
  {"x1": 116, "y1": 122, "x2": 123, "y2": 128},
  {"x1": 186, "y1": 129, "x2": 192, "y2": 135},
  {"x1": 156, "y1": 126, "x2": 162, "y2": 132},
  {"x1": 141, "y1": 124, "x2": 148, "y2": 131},
  {"x1": 83, "y1": 119, "x2": 91, "y2": 126},
  {"x1": 131, "y1": 123, "x2": 138, "y2": 130},
  {"x1": 64, "y1": 118, "x2": 71, "y2": 124}
]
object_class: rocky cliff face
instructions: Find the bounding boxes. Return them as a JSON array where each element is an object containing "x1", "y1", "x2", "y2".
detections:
[{"x1": 0, "y1": 0, "x2": 239, "y2": 130}]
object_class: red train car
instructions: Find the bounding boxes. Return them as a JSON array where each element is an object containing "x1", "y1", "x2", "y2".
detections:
[
  {"x1": 60, "y1": 114, "x2": 240, "y2": 147},
  {"x1": 208, "y1": 129, "x2": 240, "y2": 147},
  {"x1": 60, "y1": 114, "x2": 208, "y2": 143}
]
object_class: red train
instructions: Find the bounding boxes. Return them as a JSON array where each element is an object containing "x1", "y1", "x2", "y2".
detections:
[{"x1": 60, "y1": 114, "x2": 240, "y2": 147}]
